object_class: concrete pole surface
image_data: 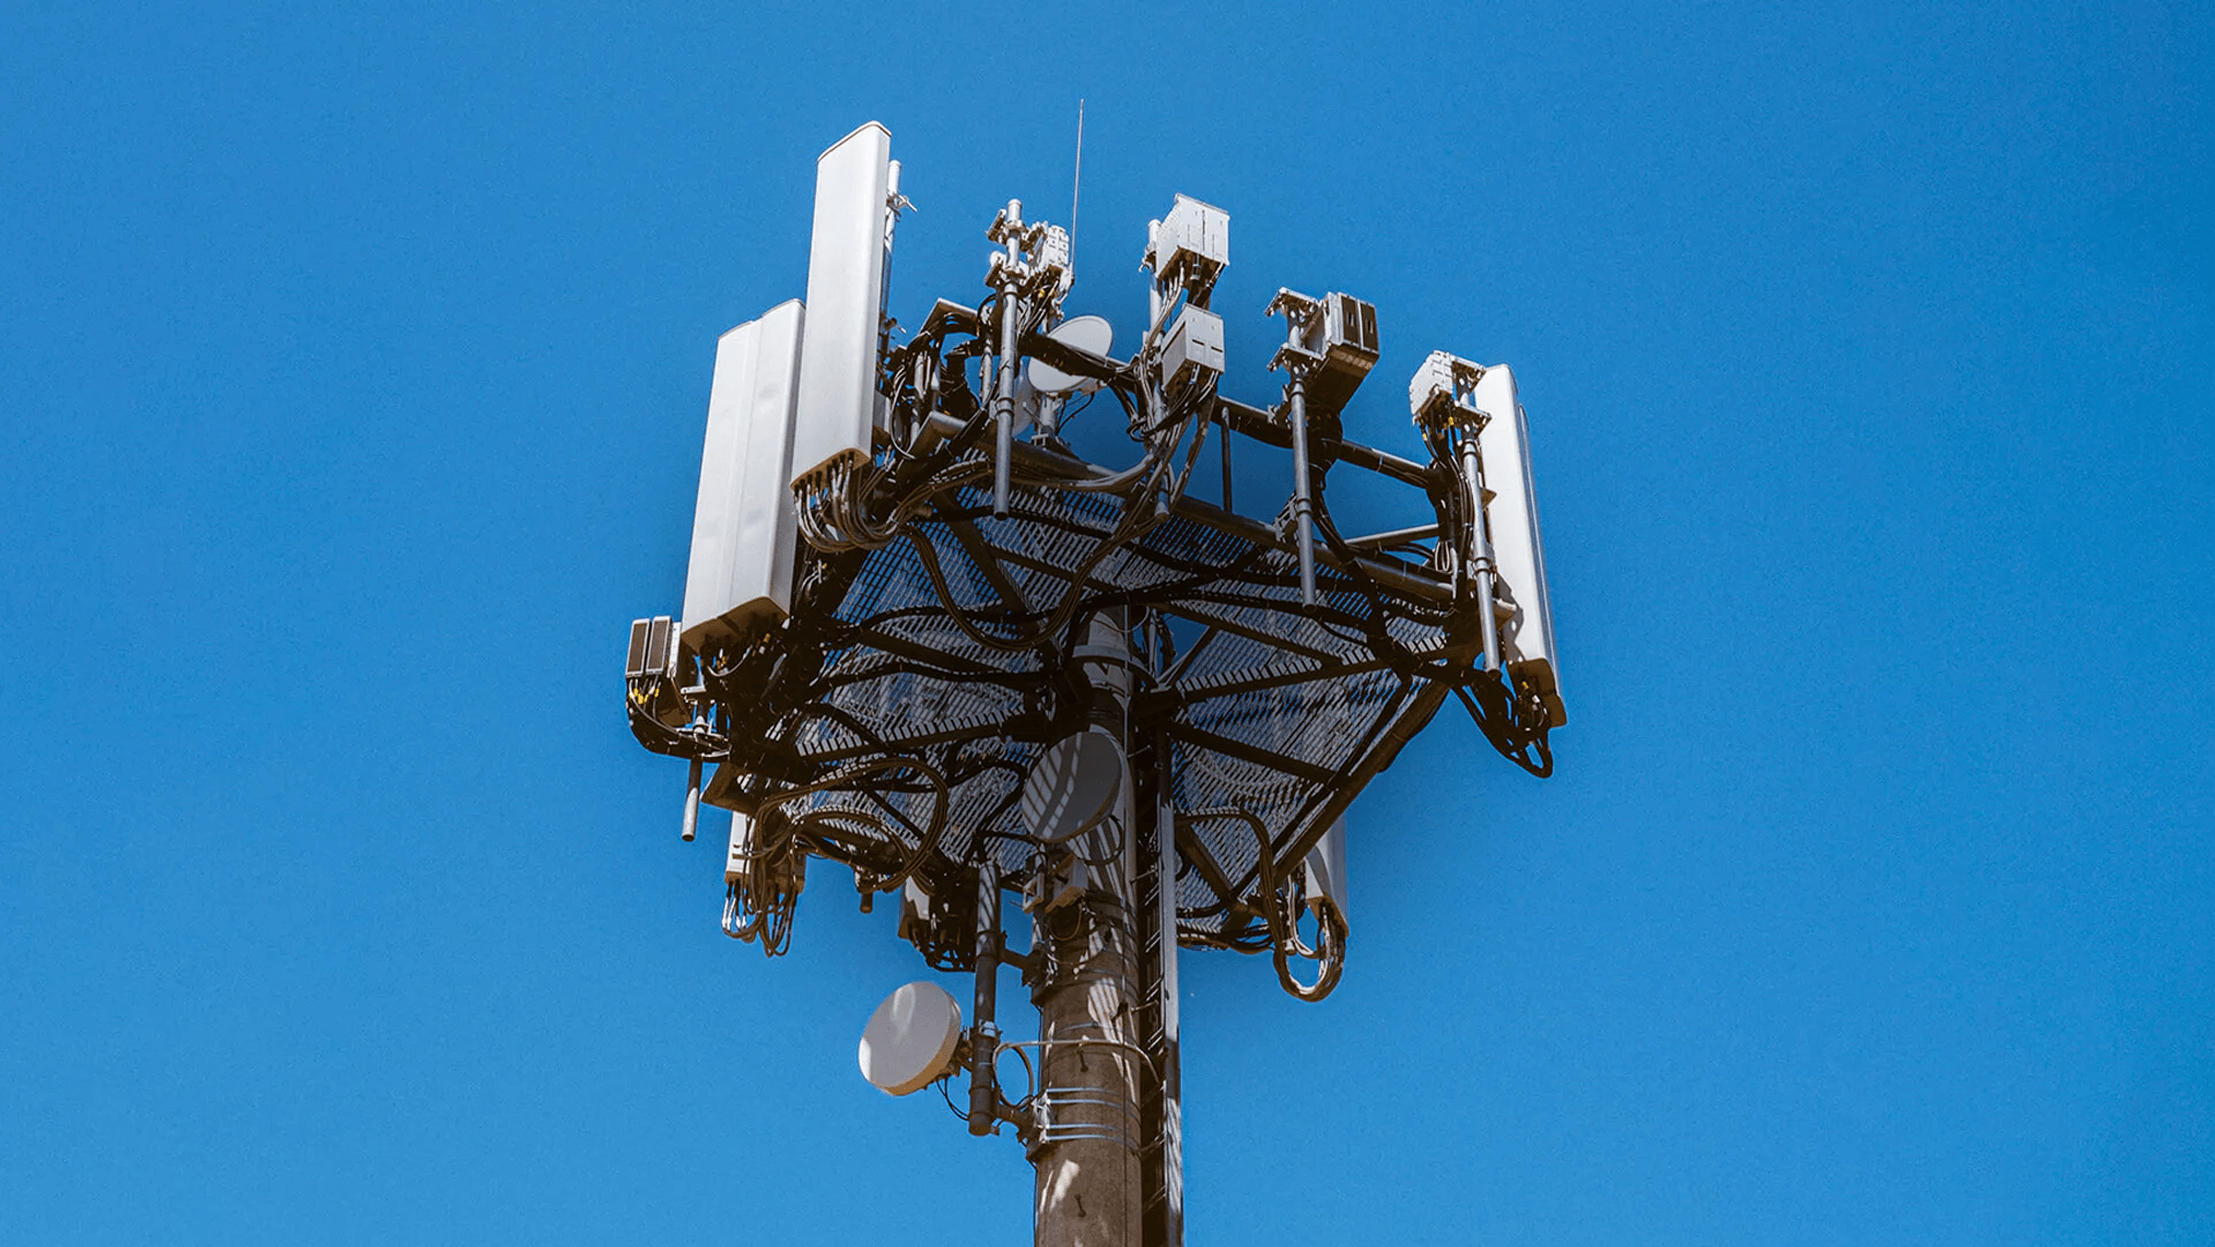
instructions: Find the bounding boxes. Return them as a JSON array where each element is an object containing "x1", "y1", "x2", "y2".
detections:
[{"x1": 1030, "y1": 614, "x2": 1144, "y2": 1247}]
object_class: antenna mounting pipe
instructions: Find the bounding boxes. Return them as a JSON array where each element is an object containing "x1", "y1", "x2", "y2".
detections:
[
  {"x1": 682, "y1": 756, "x2": 702, "y2": 841},
  {"x1": 968, "y1": 857, "x2": 1004, "y2": 1135},
  {"x1": 1459, "y1": 434, "x2": 1500, "y2": 671},
  {"x1": 1289, "y1": 375, "x2": 1318, "y2": 606},
  {"x1": 994, "y1": 284, "x2": 1022, "y2": 517}
]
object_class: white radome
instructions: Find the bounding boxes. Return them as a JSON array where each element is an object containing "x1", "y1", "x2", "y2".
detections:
[
  {"x1": 858, "y1": 980, "x2": 964, "y2": 1096},
  {"x1": 1026, "y1": 314, "x2": 1115, "y2": 395},
  {"x1": 1020, "y1": 728, "x2": 1126, "y2": 844}
]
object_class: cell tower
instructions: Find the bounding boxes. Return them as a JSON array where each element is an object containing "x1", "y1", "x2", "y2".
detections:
[{"x1": 623, "y1": 121, "x2": 1564, "y2": 1247}]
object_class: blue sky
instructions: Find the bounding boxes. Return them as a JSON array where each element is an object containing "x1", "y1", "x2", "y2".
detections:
[{"x1": 2, "y1": 2, "x2": 2208, "y2": 1243}]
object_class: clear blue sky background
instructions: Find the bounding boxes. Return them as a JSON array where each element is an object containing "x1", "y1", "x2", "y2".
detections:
[{"x1": 3, "y1": 2, "x2": 2209, "y2": 1243}]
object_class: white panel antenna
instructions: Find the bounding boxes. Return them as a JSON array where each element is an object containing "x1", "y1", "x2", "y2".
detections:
[
  {"x1": 789, "y1": 122, "x2": 895, "y2": 487},
  {"x1": 681, "y1": 300, "x2": 805, "y2": 653},
  {"x1": 1472, "y1": 365, "x2": 1564, "y2": 726},
  {"x1": 1303, "y1": 815, "x2": 1348, "y2": 932}
]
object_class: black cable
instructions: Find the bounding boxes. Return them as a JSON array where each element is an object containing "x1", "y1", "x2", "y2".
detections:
[{"x1": 1452, "y1": 668, "x2": 1554, "y2": 778}]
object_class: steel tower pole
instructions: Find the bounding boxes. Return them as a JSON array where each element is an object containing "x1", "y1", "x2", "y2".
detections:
[
  {"x1": 1140, "y1": 614, "x2": 1184, "y2": 1247},
  {"x1": 1030, "y1": 612, "x2": 1145, "y2": 1247}
]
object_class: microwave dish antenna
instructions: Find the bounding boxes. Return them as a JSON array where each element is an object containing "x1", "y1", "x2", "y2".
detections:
[
  {"x1": 1026, "y1": 314, "x2": 1114, "y2": 395},
  {"x1": 1019, "y1": 727, "x2": 1127, "y2": 845},
  {"x1": 859, "y1": 980, "x2": 964, "y2": 1096}
]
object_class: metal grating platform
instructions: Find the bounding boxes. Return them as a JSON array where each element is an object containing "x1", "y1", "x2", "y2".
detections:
[{"x1": 698, "y1": 476, "x2": 1473, "y2": 948}]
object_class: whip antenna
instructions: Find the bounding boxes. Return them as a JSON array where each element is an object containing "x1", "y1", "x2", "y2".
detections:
[{"x1": 1070, "y1": 99, "x2": 1085, "y2": 268}]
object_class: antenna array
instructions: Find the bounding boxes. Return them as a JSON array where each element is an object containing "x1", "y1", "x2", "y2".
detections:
[{"x1": 622, "y1": 120, "x2": 1566, "y2": 1247}]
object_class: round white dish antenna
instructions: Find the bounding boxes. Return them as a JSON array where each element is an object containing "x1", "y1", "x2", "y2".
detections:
[
  {"x1": 1026, "y1": 315, "x2": 1114, "y2": 395},
  {"x1": 858, "y1": 980, "x2": 963, "y2": 1097},
  {"x1": 1020, "y1": 727, "x2": 1125, "y2": 843}
]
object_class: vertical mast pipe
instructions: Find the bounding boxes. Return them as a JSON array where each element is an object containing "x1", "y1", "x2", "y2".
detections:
[
  {"x1": 1289, "y1": 375, "x2": 1317, "y2": 606},
  {"x1": 1150, "y1": 620, "x2": 1185, "y2": 1247},
  {"x1": 969, "y1": 856, "x2": 1004, "y2": 1136},
  {"x1": 681, "y1": 756, "x2": 702, "y2": 842},
  {"x1": 1031, "y1": 612, "x2": 1143, "y2": 1247},
  {"x1": 995, "y1": 282, "x2": 1021, "y2": 517},
  {"x1": 1460, "y1": 433, "x2": 1500, "y2": 671}
]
